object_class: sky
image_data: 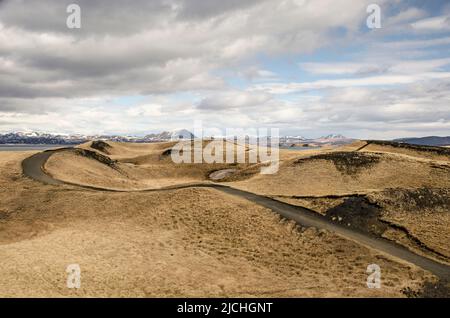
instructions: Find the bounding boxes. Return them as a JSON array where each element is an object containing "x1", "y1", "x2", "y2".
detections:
[{"x1": 0, "y1": 0, "x2": 449, "y2": 138}]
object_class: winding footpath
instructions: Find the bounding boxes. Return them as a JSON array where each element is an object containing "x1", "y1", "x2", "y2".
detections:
[{"x1": 22, "y1": 149, "x2": 450, "y2": 280}]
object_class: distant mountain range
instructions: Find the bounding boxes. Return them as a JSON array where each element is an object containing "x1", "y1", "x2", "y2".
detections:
[
  {"x1": 0, "y1": 132, "x2": 88, "y2": 145},
  {"x1": 393, "y1": 136, "x2": 450, "y2": 147},
  {"x1": 0, "y1": 130, "x2": 353, "y2": 145},
  {"x1": 279, "y1": 134, "x2": 353, "y2": 147},
  {"x1": 0, "y1": 129, "x2": 196, "y2": 144},
  {"x1": 3, "y1": 130, "x2": 447, "y2": 147}
]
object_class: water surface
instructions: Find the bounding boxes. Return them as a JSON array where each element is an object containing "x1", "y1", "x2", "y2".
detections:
[{"x1": 0, "y1": 144, "x2": 70, "y2": 152}]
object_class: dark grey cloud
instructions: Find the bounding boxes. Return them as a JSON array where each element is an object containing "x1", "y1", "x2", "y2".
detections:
[
  {"x1": 0, "y1": 0, "x2": 268, "y2": 36},
  {"x1": 177, "y1": 0, "x2": 264, "y2": 20},
  {"x1": 0, "y1": 0, "x2": 372, "y2": 99},
  {"x1": 0, "y1": 97, "x2": 61, "y2": 114},
  {"x1": 0, "y1": 0, "x2": 173, "y2": 36}
]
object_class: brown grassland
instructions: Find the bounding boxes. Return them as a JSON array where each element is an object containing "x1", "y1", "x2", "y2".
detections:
[{"x1": 0, "y1": 139, "x2": 448, "y2": 297}]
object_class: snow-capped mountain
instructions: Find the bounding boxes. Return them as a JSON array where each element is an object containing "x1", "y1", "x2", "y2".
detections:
[
  {"x1": 144, "y1": 129, "x2": 195, "y2": 141},
  {"x1": 0, "y1": 129, "x2": 198, "y2": 144},
  {"x1": 0, "y1": 132, "x2": 88, "y2": 145},
  {"x1": 282, "y1": 135, "x2": 307, "y2": 141},
  {"x1": 320, "y1": 134, "x2": 347, "y2": 139},
  {"x1": 278, "y1": 134, "x2": 354, "y2": 148},
  {"x1": 312, "y1": 134, "x2": 353, "y2": 145}
]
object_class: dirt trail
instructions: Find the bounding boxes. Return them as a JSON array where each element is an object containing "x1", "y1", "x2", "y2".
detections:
[{"x1": 22, "y1": 150, "x2": 450, "y2": 280}]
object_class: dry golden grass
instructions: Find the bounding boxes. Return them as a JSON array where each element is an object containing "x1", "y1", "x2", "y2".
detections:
[
  {"x1": 44, "y1": 141, "x2": 450, "y2": 264},
  {"x1": 228, "y1": 152, "x2": 450, "y2": 196},
  {"x1": 45, "y1": 140, "x2": 320, "y2": 190},
  {"x1": 0, "y1": 151, "x2": 433, "y2": 297},
  {"x1": 362, "y1": 143, "x2": 450, "y2": 162},
  {"x1": 368, "y1": 189, "x2": 450, "y2": 260}
]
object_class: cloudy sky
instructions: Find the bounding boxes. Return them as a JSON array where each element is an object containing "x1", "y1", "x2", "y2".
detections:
[{"x1": 0, "y1": 0, "x2": 449, "y2": 138}]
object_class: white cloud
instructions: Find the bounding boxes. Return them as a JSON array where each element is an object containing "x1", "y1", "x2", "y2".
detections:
[
  {"x1": 300, "y1": 58, "x2": 450, "y2": 76},
  {"x1": 251, "y1": 72, "x2": 450, "y2": 94},
  {"x1": 411, "y1": 15, "x2": 450, "y2": 31}
]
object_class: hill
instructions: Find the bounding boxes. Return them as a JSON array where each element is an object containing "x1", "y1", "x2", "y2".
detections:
[{"x1": 394, "y1": 136, "x2": 450, "y2": 147}]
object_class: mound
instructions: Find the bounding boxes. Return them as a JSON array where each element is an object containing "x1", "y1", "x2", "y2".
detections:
[
  {"x1": 67, "y1": 140, "x2": 329, "y2": 189},
  {"x1": 90, "y1": 140, "x2": 112, "y2": 154},
  {"x1": 295, "y1": 152, "x2": 381, "y2": 175},
  {"x1": 44, "y1": 141, "x2": 264, "y2": 190},
  {"x1": 71, "y1": 148, "x2": 118, "y2": 168},
  {"x1": 272, "y1": 186, "x2": 450, "y2": 264},
  {"x1": 369, "y1": 140, "x2": 450, "y2": 155},
  {"x1": 79, "y1": 140, "x2": 179, "y2": 160},
  {"x1": 361, "y1": 140, "x2": 450, "y2": 162},
  {"x1": 44, "y1": 149, "x2": 139, "y2": 190},
  {"x1": 324, "y1": 196, "x2": 387, "y2": 235},
  {"x1": 369, "y1": 188, "x2": 450, "y2": 260},
  {"x1": 228, "y1": 151, "x2": 450, "y2": 196}
]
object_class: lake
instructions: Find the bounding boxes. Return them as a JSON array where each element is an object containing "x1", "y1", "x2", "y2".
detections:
[{"x1": 0, "y1": 144, "x2": 71, "y2": 151}]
